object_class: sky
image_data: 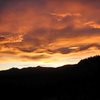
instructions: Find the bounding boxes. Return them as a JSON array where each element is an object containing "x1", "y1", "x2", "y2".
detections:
[{"x1": 0, "y1": 0, "x2": 100, "y2": 70}]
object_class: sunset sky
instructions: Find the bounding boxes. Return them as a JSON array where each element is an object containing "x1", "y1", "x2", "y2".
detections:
[{"x1": 0, "y1": 0, "x2": 100, "y2": 70}]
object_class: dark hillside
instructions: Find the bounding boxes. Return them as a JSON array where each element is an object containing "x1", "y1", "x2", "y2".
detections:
[{"x1": 0, "y1": 56, "x2": 100, "y2": 100}]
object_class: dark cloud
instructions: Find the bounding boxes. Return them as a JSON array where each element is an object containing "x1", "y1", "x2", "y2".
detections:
[
  {"x1": 47, "y1": 43, "x2": 100, "y2": 55},
  {"x1": 0, "y1": 51, "x2": 17, "y2": 54},
  {"x1": 0, "y1": 36, "x2": 5, "y2": 41},
  {"x1": 49, "y1": 48, "x2": 72, "y2": 54},
  {"x1": 18, "y1": 47, "x2": 37, "y2": 52},
  {"x1": 79, "y1": 44, "x2": 99, "y2": 51},
  {"x1": 21, "y1": 55, "x2": 49, "y2": 60},
  {"x1": 79, "y1": 0, "x2": 100, "y2": 8},
  {"x1": 76, "y1": 28, "x2": 100, "y2": 35}
]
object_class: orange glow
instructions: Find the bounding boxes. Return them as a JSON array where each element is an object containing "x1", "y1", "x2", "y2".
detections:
[{"x1": 0, "y1": 0, "x2": 100, "y2": 70}]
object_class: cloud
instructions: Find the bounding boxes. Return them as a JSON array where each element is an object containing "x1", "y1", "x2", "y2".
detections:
[
  {"x1": 0, "y1": 32, "x2": 23, "y2": 44},
  {"x1": 0, "y1": 0, "x2": 100, "y2": 69},
  {"x1": 21, "y1": 55, "x2": 50, "y2": 61}
]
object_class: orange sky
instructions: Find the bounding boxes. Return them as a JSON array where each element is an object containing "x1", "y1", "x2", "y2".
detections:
[{"x1": 0, "y1": 0, "x2": 100, "y2": 70}]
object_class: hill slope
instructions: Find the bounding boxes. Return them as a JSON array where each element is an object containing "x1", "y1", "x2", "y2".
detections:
[{"x1": 0, "y1": 56, "x2": 100, "y2": 100}]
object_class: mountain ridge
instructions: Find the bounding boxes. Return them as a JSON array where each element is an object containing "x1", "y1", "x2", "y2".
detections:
[
  {"x1": 1, "y1": 55, "x2": 100, "y2": 72},
  {"x1": 0, "y1": 55, "x2": 100, "y2": 100}
]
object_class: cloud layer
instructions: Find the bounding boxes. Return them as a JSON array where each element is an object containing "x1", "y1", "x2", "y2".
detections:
[{"x1": 0, "y1": 0, "x2": 100, "y2": 70}]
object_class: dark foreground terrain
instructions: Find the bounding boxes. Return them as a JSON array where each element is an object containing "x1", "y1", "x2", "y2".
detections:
[{"x1": 0, "y1": 56, "x2": 100, "y2": 100}]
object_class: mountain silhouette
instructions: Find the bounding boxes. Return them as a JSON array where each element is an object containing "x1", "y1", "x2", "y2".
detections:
[{"x1": 0, "y1": 56, "x2": 100, "y2": 100}]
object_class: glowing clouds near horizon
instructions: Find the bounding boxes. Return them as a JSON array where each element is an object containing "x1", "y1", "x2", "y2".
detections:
[{"x1": 0, "y1": 0, "x2": 100, "y2": 70}]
